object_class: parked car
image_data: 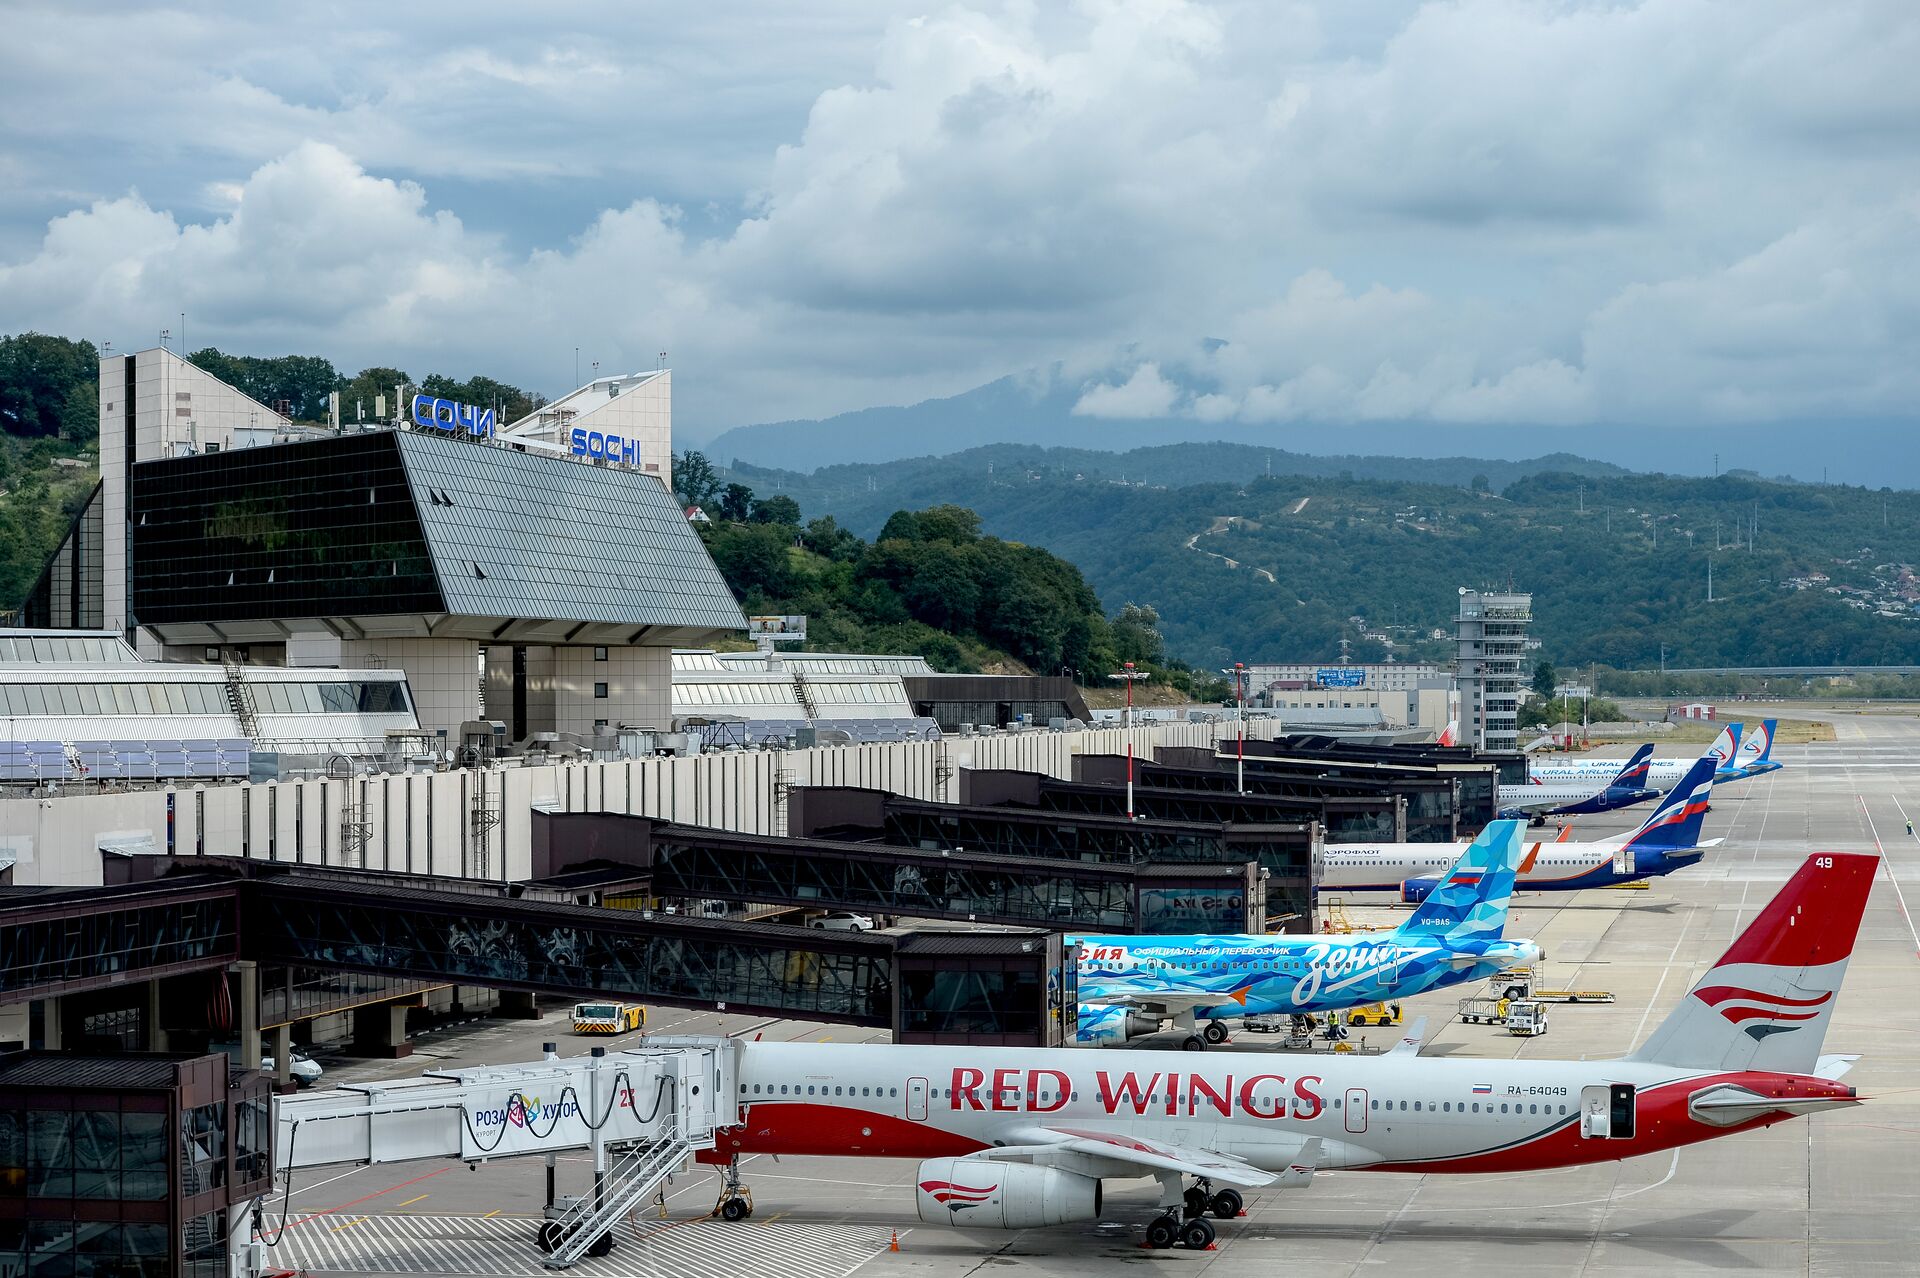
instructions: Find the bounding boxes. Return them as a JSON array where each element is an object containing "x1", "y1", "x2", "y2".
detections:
[
  {"x1": 260, "y1": 1050, "x2": 323, "y2": 1088},
  {"x1": 809, "y1": 911, "x2": 875, "y2": 932}
]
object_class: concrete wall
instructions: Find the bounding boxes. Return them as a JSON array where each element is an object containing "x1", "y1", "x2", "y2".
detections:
[{"x1": 0, "y1": 721, "x2": 1285, "y2": 887}]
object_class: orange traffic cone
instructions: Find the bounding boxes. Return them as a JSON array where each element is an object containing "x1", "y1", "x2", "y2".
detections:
[{"x1": 889, "y1": 1229, "x2": 900, "y2": 1252}]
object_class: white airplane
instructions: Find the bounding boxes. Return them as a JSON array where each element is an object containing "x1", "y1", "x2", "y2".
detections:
[
  {"x1": 1531, "y1": 722, "x2": 1745, "y2": 792},
  {"x1": 1496, "y1": 744, "x2": 1660, "y2": 819},
  {"x1": 1324, "y1": 750, "x2": 1720, "y2": 896},
  {"x1": 699, "y1": 852, "x2": 1873, "y2": 1251}
]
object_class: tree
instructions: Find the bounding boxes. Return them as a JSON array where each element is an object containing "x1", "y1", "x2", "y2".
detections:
[
  {"x1": 1110, "y1": 602, "x2": 1164, "y2": 665},
  {"x1": 0, "y1": 333, "x2": 98, "y2": 439},
  {"x1": 675, "y1": 450, "x2": 722, "y2": 510},
  {"x1": 749, "y1": 494, "x2": 802, "y2": 526},
  {"x1": 715, "y1": 482, "x2": 754, "y2": 522},
  {"x1": 1470, "y1": 474, "x2": 1490, "y2": 492},
  {"x1": 1532, "y1": 659, "x2": 1558, "y2": 700}
]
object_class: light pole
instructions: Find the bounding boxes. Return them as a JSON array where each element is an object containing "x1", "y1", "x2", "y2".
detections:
[
  {"x1": 1234, "y1": 662, "x2": 1246, "y2": 794},
  {"x1": 1124, "y1": 662, "x2": 1135, "y2": 820}
]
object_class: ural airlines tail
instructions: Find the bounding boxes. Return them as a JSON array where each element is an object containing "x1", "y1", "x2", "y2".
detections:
[
  {"x1": 1531, "y1": 721, "x2": 1761, "y2": 792},
  {"x1": 1071, "y1": 821, "x2": 1535, "y2": 1049},
  {"x1": 700, "y1": 854, "x2": 1873, "y2": 1250},
  {"x1": 1726, "y1": 718, "x2": 1782, "y2": 778},
  {"x1": 1323, "y1": 749, "x2": 1719, "y2": 895}
]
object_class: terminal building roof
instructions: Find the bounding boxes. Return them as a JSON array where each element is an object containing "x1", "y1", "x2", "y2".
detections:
[{"x1": 128, "y1": 430, "x2": 746, "y2": 647}]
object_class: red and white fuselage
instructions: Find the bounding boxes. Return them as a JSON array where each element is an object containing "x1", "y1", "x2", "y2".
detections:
[{"x1": 719, "y1": 1040, "x2": 1853, "y2": 1175}]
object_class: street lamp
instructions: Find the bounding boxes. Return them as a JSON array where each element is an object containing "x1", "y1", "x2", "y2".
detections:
[
  {"x1": 1220, "y1": 663, "x2": 1248, "y2": 793},
  {"x1": 1108, "y1": 662, "x2": 1146, "y2": 820}
]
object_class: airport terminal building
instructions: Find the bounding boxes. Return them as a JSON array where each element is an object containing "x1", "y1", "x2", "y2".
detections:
[{"x1": 25, "y1": 348, "x2": 743, "y2": 746}]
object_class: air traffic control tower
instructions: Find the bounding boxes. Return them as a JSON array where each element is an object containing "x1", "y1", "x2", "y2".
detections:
[{"x1": 25, "y1": 348, "x2": 745, "y2": 741}]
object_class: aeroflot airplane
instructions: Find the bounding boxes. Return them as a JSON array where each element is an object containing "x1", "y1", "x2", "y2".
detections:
[
  {"x1": 698, "y1": 853, "x2": 1873, "y2": 1251},
  {"x1": 1497, "y1": 744, "x2": 1661, "y2": 819},
  {"x1": 1070, "y1": 821, "x2": 1535, "y2": 1049},
  {"x1": 1324, "y1": 750, "x2": 1720, "y2": 897}
]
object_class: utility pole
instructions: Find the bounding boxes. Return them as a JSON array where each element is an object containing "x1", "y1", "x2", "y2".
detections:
[
  {"x1": 1708, "y1": 558, "x2": 1715, "y2": 602},
  {"x1": 1235, "y1": 663, "x2": 1247, "y2": 795}
]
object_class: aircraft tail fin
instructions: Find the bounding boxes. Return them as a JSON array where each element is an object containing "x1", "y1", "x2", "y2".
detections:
[
  {"x1": 1627, "y1": 853, "x2": 1875, "y2": 1074},
  {"x1": 1736, "y1": 718, "x2": 1778, "y2": 768},
  {"x1": 1396, "y1": 820, "x2": 1523, "y2": 942},
  {"x1": 1621, "y1": 751, "x2": 1717, "y2": 851},
  {"x1": 1709, "y1": 722, "x2": 1744, "y2": 768},
  {"x1": 1436, "y1": 718, "x2": 1458, "y2": 747},
  {"x1": 1609, "y1": 743, "x2": 1655, "y2": 789}
]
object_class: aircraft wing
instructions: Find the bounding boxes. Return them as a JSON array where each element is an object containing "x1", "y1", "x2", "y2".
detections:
[
  {"x1": 991, "y1": 1126, "x2": 1281, "y2": 1188},
  {"x1": 1087, "y1": 988, "x2": 1248, "y2": 1016},
  {"x1": 1499, "y1": 791, "x2": 1565, "y2": 816},
  {"x1": 1387, "y1": 1017, "x2": 1429, "y2": 1055}
]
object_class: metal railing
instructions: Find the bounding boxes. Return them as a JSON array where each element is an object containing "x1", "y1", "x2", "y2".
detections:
[{"x1": 541, "y1": 1125, "x2": 691, "y2": 1268}]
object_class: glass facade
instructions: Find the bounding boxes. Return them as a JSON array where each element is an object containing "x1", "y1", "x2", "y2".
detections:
[
  {"x1": 0, "y1": 682, "x2": 227, "y2": 716},
  {"x1": 131, "y1": 432, "x2": 444, "y2": 625},
  {"x1": 0, "y1": 635, "x2": 137, "y2": 665},
  {"x1": 0, "y1": 1053, "x2": 270, "y2": 1278},
  {"x1": 21, "y1": 484, "x2": 105, "y2": 631}
]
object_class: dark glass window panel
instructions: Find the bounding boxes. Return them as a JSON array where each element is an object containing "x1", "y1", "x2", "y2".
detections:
[
  {"x1": 26, "y1": 1113, "x2": 72, "y2": 1199},
  {"x1": 131, "y1": 432, "x2": 444, "y2": 625},
  {"x1": 120, "y1": 1111, "x2": 167, "y2": 1201},
  {"x1": 67, "y1": 1112, "x2": 118, "y2": 1199}
]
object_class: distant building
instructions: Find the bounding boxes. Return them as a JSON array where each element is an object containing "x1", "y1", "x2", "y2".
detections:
[
  {"x1": 1243, "y1": 662, "x2": 1446, "y2": 694},
  {"x1": 1456, "y1": 588, "x2": 1531, "y2": 752}
]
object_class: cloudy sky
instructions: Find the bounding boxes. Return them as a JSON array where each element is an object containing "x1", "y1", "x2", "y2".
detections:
[{"x1": 2, "y1": 0, "x2": 1917, "y2": 442}]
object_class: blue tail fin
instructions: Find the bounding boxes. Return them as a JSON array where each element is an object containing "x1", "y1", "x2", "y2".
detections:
[
  {"x1": 1397, "y1": 820, "x2": 1523, "y2": 941},
  {"x1": 1622, "y1": 751, "x2": 1717, "y2": 850},
  {"x1": 1753, "y1": 718, "x2": 1778, "y2": 764},
  {"x1": 1610, "y1": 743, "x2": 1655, "y2": 789}
]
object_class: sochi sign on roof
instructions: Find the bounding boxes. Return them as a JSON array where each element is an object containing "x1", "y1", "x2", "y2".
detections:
[{"x1": 411, "y1": 394, "x2": 494, "y2": 439}]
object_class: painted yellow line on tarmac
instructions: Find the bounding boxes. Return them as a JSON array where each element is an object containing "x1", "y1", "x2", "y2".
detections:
[
  {"x1": 330, "y1": 1217, "x2": 366, "y2": 1232},
  {"x1": 484, "y1": 1209, "x2": 502, "y2": 1218},
  {"x1": 397, "y1": 1195, "x2": 430, "y2": 1207}
]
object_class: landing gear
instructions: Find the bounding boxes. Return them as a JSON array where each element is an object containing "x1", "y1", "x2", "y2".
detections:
[
  {"x1": 1202, "y1": 1021, "x2": 1230, "y2": 1044},
  {"x1": 1210, "y1": 1188, "x2": 1243, "y2": 1219},
  {"x1": 1145, "y1": 1215, "x2": 1180, "y2": 1249},
  {"x1": 1181, "y1": 1034, "x2": 1208, "y2": 1052},
  {"x1": 712, "y1": 1156, "x2": 755, "y2": 1221},
  {"x1": 1184, "y1": 1186, "x2": 1209, "y2": 1219},
  {"x1": 1179, "y1": 1217, "x2": 1217, "y2": 1250}
]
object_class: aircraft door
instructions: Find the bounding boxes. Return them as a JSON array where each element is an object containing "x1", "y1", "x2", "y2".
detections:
[
  {"x1": 1579, "y1": 1083, "x2": 1636, "y2": 1138},
  {"x1": 1344, "y1": 1088, "x2": 1367, "y2": 1134},
  {"x1": 906, "y1": 1076, "x2": 928, "y2": 1122},
  {"x1": 1611, "y1": 847, "x2": 1630, "y2": 877},
  {"x1": 1608, "y1": 1083, "x2": 1636, "y2": 1139}
]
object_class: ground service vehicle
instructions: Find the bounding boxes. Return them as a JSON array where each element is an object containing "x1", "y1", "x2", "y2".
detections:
[{"x1": 572, "y1": 1002, "x2": 645, "y2": 1034}]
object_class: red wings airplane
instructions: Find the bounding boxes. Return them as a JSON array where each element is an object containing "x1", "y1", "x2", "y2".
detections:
[{"x1": 700, "y1": 853, "x2": 1874, "y2": 1250}]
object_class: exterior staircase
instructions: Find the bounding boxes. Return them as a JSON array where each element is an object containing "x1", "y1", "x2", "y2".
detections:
[
  {"x1": 223, "y1": 659, "x2": 260, "y2": 739},
  {"x1": 540, "y1": 1126, "x2": 693, "y2": 1267}
]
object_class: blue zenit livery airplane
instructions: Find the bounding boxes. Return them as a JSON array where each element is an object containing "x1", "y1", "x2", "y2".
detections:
[{"x1": 1071, "y1": 821, "x2": 1536, "y2": 1049}]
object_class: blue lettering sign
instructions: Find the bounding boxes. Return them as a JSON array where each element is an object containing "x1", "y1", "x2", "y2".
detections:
[
  {"x1": 409, "y1": 394, "x2": 494, "y2": 439},
  {"x1": 570, "y1": 427, "x2": 645, "y2": 464},
  {"x1": 1316, "y1": 667, "x2": 1365, "y2": 688}
]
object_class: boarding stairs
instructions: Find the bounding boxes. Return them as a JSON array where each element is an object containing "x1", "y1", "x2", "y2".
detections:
[{"x1": 540, "y1": 1123, "x2": 693, "y2": 1267}]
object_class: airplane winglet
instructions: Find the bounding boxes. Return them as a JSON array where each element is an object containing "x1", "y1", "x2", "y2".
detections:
[{"x1": 1387, "y1": 1016, "x2": 1428, "y2": 1056}]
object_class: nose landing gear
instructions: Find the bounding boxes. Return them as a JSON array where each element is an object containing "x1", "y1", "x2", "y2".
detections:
[{"x1": 712, "y1": 1155, "x2": 755, "y2": 1221}]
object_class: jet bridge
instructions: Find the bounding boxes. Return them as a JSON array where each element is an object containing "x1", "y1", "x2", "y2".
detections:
[{"x1": 267, "y1": 1037, "x2": 740, "y2": 1270}]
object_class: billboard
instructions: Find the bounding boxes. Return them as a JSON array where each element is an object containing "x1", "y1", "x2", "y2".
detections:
[
  {"x1": 748, "y1": 615, "x2": 807, "y2": 644},
  {"x1": 460, "y1": 1068, "x2": 667, "y2": 1159},
  {"x1": 1316, "y1": 667, "x2": 1366, "y2": 688}
]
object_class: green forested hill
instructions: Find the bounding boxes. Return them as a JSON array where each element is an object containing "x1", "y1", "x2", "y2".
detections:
[{"x1": 716, "y1": 448, "x2": 1920, "y2": 673}]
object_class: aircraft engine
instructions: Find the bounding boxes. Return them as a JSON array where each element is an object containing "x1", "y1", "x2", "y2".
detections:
[
  {"x1": 914, "y1": 1158, "x2": 1102, "y2": 1229},
  {"x1": 1400, "y1": 877, "x2": 1440, "y2": 904},
  {"x1": 1075, "y1": 1004, "x2": 1160, "y2": 1045}
]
